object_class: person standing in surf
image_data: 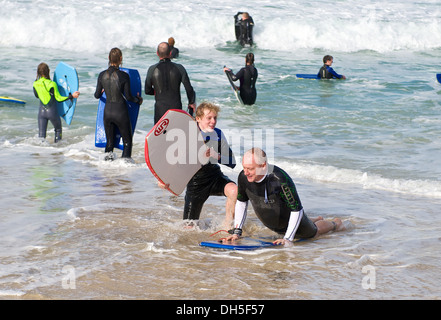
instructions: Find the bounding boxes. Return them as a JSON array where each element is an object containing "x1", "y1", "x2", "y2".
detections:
[
  {"x1": 145, "y1": 42, "x2": 196, "y2": 123},
  {"x1": 224, "y1": 53, "x2": 258, "y2": 105},
  {"x1": 318, "y1": 55, "x2": 346, "y2": 79},
  {"x1": 33, "y1": 63, "x2": 80, "y2": 143},
  {"x1": 94, "y1": 47, "x2": 143, "y2": 160},
  {"x1": 223, "y1": 148, "x2": 346, "y2": 245},
  {"x1": 168, "y1": 37, "x2": 179, "y2": 59},
  {"x1": 234, "y1": 12, "x2": 254, "y2": 47}
]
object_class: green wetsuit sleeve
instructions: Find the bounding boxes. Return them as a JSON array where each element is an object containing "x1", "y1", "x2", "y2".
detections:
[
  {"x1": 48, "y1": 80, "x2": 70, "y2": 103},
  {"x1": 33, "y1": 78, "x2": 70, "y2": 105}
]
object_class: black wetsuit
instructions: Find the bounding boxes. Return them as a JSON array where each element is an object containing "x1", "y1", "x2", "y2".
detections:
[
  {"x1": 235, "y1": 165, "x2": 317, "y2": 239},
  {"x1": 33, "y1": 77, "x2": 73, "y2": 143},
  {"x1": 145, "y1": 58, "x2": 195, "y2": 124},
  {"x1": 227, "y1": 65, "x2": 258, "y2": 105},
  {"x1": 183, "y1": 128, "x2": 236, "y2": 220},
  {"x1": 318, "y1": 65, "x2": 344, "y2": 79},
  {"x1": 234, "y1": 13, "x2": 254, "y2": 46},
  {"x1": 170, "y1": 46, "x2": 179, "y2": 59},
  {"x1": 94, "y1": 66, "x2": 141, "y2": 158},
  {"x1": 37, "y1": 103, "x2": 62, "y2": 142}
]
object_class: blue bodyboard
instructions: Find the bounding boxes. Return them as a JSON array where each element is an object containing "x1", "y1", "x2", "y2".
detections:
[
  {"x1": 296, "y1": 74, "x2": 320, "y2": 80},
  {"x1": 199, "y1": 238, "x2": 278, "y2": 251},
  {"x1": 436, "y1": 74, "x2": 441, "y2": 84},
  {"x1": 54, "y1": 62, "x2": 79, "y2": 125},
  {"x1": 95, "y1": 68, "x2": 141, "y2": 150}
]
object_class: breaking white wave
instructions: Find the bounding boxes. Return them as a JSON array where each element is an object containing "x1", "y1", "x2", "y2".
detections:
[
  {"x1": 279, "y1": 160, "x2": 441, "y2": 198},
  {"x1": 1, "y1": 0, "x2": 440, "y2": 53}
]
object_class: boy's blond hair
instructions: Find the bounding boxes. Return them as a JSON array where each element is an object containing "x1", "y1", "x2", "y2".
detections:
[{"x1": 195, "y1": 102, "x2": 220, "y2": 119}]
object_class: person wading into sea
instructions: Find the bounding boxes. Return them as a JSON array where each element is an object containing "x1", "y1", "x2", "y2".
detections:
[
  {"x1": 145, "y1": 42, "x2": 196, "y2": 123},
  {"x1": 94, "y1": 47, "x2": 143, "y2": 160},
  {"x1": 223, "y1": 53, "x2": 258, "y2": 105},
  {"x1": 33, "y1": 62, "x2": 80, "y2": 143}
]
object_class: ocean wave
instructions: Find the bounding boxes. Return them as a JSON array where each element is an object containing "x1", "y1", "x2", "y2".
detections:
[
  {"x1": 1, "y1": 0, "x2": 440, "y2": 53},
  {"x1": 255, "y1": 18, "x2": 441, "y2": 53},
  {"x1": 279, "y1": 160, "x2": 441, "y2": 199}
]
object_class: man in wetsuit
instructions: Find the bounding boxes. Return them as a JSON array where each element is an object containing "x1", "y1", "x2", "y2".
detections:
[
  {"x1": 318, "y1": 55, "x2": 346, "y2": 79},
  {"x1": 33, "y1": 62, "x2": 80, "y2": 143},
  {"x1": 224, "y1": 148, "x2": 345, "y2": 245},
  {"x1": 94, "y1": 48, "x2": 143, "y2": 159},
  {"x1": 234, "y1": 12, "x2": 254, "y2": 47},
  {"x1": 224, "y1": 53, "x2": 258, "y2": 105},
  {"x1": 145, "y1": 42, "x2": 196, "y2": 124}
]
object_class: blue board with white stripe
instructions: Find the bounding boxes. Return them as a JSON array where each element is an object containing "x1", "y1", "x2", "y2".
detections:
[{"x1": 53, "y1": 62, "x2": 79, "y2": 125}]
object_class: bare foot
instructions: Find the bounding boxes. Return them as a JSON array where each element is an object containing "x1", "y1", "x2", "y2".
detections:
[
  {"x1": 332, "y1": 218, "x2": 346, "y2": 232},
  {"x1": 183, "y1": 220, "x2": 196, "y2": 230},
  {"x1": 311, "y1": 216, "x2": 324, "y2": 223}
]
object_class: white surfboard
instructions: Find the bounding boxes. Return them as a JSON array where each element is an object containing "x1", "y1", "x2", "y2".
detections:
[
  {"x1": 225, "y1": 69, "x2": 244, "y2": 105},
  {"x1": 145, "y1": 109, "x2": 209, "y2": 196}
]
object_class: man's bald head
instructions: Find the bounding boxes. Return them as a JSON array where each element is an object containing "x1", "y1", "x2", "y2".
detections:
[{"x1": 157, "y1": 42, "x2": 171, "y2": 59}]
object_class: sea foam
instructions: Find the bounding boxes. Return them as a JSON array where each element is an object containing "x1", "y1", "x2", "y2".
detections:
[{"x1": 1, "y1": 0, "x2": 441, "y2": 53}]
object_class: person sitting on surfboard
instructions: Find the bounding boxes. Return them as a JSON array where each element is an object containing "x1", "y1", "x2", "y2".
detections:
[
  {"x1": 33, "y1": 62, "x2": 80, "y2": 143},
  {"x1": 318, "y1": 55, "x2": 346, "y2": 80},
  {"x1": 158, "y1": 102, "x2": 237, "y2": 229},
  {"x1": 234, "y1": 12, "x2": 254, "y2": 47},
  {"x1": 223, "y1": 148, "x2": 346, "y2": 245},
  {"x1": 94, "y1": 48, "x2": 143, "y2": 160},
  {"x1": 145, "y1": 42, "x2": 196, "y2": 124},
  {"x1": 224, "y1": 53, "x2": 258, "y2": 105}
]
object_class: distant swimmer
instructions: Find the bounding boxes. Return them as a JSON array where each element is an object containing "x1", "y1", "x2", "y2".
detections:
[
  {"x1": 234, "y1": 12, "x2": 254, "y2": 47},
  {"x1": 168, "y1": 37, "x2": 179, "y2": 59},
  {"x1": 318, "y1": 55, "x2": 346, "y2": 79},
  {"x1": 145, "y1": 42, "x2": 196, "y2": 123},
  {"x1": 33, "y1": 62, "x2": 80, "y2": 143},
  {"x1": 94, "y1": 48, "x2": 143, "y2": 160},
  {"x1": 223, "y1": 148, "x2": 346, "y2": 245},
  {"x1": 224, "y1": 53, "x2": 258, "y2": 105}
]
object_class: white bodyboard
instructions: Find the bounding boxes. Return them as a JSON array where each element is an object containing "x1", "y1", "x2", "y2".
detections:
[{"x1": 145, "y1": 109, "x2": 209, "y2": 195}]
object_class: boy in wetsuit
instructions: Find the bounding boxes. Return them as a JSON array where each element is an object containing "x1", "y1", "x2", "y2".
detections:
[
  {"x1": 94, "y1": 48, "x2": 143, "y2": 160},
  {"x1": 158, "y1": 102, "x2": 237, "y2": 228},
  {"x1": 224, "y1": 148, "x2": 345, "y2": 245},
  {"x1": 184, "y1": 102, "x2": 237, "y2": 228},
  {"x1": 318, "y1": 55, "x2": 346, "y2": 79},
  {"x1": 33, "y1": 62, "x2": 80, "y2": 143}
]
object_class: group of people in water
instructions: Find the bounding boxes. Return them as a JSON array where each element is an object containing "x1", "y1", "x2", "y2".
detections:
[{"x1": 32, "y1": 12, "x2": 346, "y2": 245}]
